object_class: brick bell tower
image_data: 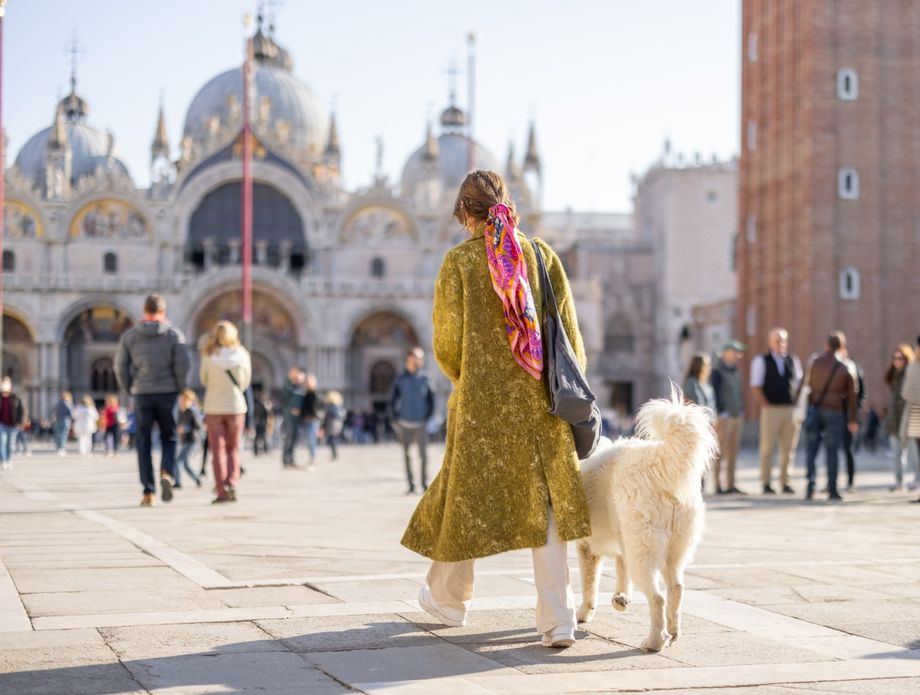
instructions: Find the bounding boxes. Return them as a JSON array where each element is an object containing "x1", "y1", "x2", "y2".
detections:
[{"x1": 737, "y1": 0, "x2": 920, "y2": 414}]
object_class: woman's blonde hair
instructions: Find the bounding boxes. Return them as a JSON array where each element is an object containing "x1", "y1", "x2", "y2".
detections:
[
  {"x1": 180, "y1": 389, "x2": 198, "y2": 407},
  {"x1": 325, "y1": 390, "x2": 343, "y2": 406},
  {"x1": 202, "y1": 320, "x2": 241, "y2": 355},
  {"x1": 82, "y1": 395, "x2": 94, "y2": 407},
  {"x1": 104, "y1": 393, "x2": 118, "y2": 407},
  {"x1": 453, "y1": 170, "x2": 518, "y2": 230}
]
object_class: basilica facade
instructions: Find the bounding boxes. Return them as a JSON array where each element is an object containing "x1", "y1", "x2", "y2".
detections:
[{"x1": 3, "y1": 24, "x2": 621, "y2": 420}]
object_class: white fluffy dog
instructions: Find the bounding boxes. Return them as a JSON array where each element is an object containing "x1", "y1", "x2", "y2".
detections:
[{"x1": 575, "y1": 387, "x2": 717, "y2": 652}]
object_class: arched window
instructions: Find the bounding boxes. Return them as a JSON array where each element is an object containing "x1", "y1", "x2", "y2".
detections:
[
  {"x1": 289, "y1": 249, "x2": 306, "y2": 273},
  {"x1": 103, "y1": 252, "x2": 117, "y2": 274},
  {"x1": 837, "y1": 68, "x2": 858, "y2": 100},
  {"x1": 90, "y1": 357, "x2": 118, "y2": 393},
  {"x1": 839, "y1": 168, "x2": 859, "y2": 199},
  {"x1": 2, "y1": 250, "x2": 14, "y2": 272},
  {"x1": 840, "y1": 267, "x2": 860, "y2": 300},
  {"x1": 371, "y1": 257, "x2": 386, "y2": 278}
]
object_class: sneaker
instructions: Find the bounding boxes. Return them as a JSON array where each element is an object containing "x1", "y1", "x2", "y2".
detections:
[
  {"x1": 781, "y1": 485, "x2": 795, "y2": 494},
  {"x1": 715, "y1": 487, "x2": 727, "y2": 495},
  {"x1": 140, "y1": 493, "x2": 155, "y2": 507},
  {"x1": 195, "y1": 478, "x2": 203, "y2": 488},
  {"x1": 227, "y1": 487, "x2": 237, "y2": 502},
  {"x1": 890, "y1": 485, "x2": 905, "y2": 492},
  {"x1": 57, "y1": 450, "x2": 67, "y2": 457},
  {"x1": 211, "y1": 496, "x2": 230, "y2": 504},
  {"x1": 728, "y1": 487, "x2": 748, "y2": 495},
  {"x1": 828, "y1": 492, "x2": 843, "y2": 502},
  {"x1": 911, "y1": 498, "x2": 920, "y2": 504},
  {"x1": 160, "y1": 475, "x2": 174, "y2": 503},
  {"x1": 763, "y1": 484, "x2": 776, "y2": 495},
  {"x1": 541, "y1": 627, "x2": 576, "y2": 648},
  {"x1": 418, "y1": 587, "x2": 466, "y2": 627}
]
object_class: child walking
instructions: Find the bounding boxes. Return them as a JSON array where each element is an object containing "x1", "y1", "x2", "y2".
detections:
[{"x1": 176, "y1": 389, "x2": 203, "y2": 488}]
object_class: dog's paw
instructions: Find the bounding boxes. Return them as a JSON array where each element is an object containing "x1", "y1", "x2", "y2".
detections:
[
  {"x1": 576, "y1": 604, "x2": 595, "y2": 623},
  {"x1": 640, "y1": 632, "x2": 671, "y2": 653},
  {"x1": 612, "y1": 593, "x2": 630, "y2": 612},
  {"x1": 668, "y1": 630, "x2": 681, "y2": 644}
]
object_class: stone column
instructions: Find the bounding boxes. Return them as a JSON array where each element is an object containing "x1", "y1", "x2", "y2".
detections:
[
  {"x1": 228, "y1": 239, "x2": 241, "y2": 265},
  {"x1": 280, "y1": 241, "x2": 293, "y2": 273},
  {"x1": 201, "y1": 238, "x2": 215, "y2": 271},
  {"x1": 255, "y1": 240, "x2": 268, "y2": 266}
]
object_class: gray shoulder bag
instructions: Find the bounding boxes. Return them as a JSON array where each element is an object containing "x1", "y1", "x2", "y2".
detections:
[{"x1": 531, "y1": 240, "x2": 602, "y2": 459}]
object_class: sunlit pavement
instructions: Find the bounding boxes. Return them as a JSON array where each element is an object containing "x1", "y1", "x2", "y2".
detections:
[{"x1": 1, "y1": 440, "x2": 919, "y2": 694}]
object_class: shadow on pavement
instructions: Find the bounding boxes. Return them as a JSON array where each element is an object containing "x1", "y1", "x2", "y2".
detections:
[{"x1": 0, "y1": 622, "x2": 656, "y2": 694}]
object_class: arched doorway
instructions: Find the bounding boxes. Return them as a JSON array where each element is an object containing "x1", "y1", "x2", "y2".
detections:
[
  {"x1": 348, "y1": 311, "x2": 419, "y2": 412},
  {"x1": 190, "y1": 289, "x2": 300, "y2": 396},
  {"x1": 2, "y1": 313, "x2": 35, "y2": 384},
  {"x1": 62, "y1": 306, "x2": 132, "y2": 399}
]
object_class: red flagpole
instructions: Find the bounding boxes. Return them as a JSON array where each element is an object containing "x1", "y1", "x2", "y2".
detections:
[{"x1": 241, "y1": 17, "x2": 253, "y2": 351}]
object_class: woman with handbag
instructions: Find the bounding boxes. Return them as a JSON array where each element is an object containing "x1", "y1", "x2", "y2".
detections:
[
  {"x1": 199, "y1": 320, "x2": 252, "y2": 503},
  {"x1": 401, "y1": 170, "x2": 591, "y2": 648}
]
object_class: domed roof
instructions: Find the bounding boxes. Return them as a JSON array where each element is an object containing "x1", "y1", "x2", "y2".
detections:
[
  {"x1": 181, "y1": 29, "x2": 327, "y2": 157},
  {"x1": 14, "y1": 95, "x2": 132, "y2": 189},
  {"x1": 401, "y1": 129, "x2": 498, "y2": 198}
]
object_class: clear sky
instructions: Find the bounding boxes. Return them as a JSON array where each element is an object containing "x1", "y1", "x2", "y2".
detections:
[{"x1": 4, "y1": 0, "x2": 740, "y2": 213}]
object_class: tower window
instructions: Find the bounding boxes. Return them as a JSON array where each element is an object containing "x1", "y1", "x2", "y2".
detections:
[
  {"x1": 747, "y1": 32, "x2": 758, "y2": 62},
  {"x1": 746, "y1": 120, "x2": 757, "y2": 151},
  {"x1": 837, "y1": 69, "x2": 858, "y2": 100},
  {"x1": 838, "y1": 168, "x2": 859, "y2": 199},
  {"x1": 103, "y1": 252, "x2": 117, "y2": 274},
  {"x1": 371, "y1": 257, "x2": 386, "y2": 279},
  {"x1": 2, "y1": 251, "x2": 14, "y2": 272},
  {"x1": 840, "y1": 267, "x2": 860, "y2": 300}
]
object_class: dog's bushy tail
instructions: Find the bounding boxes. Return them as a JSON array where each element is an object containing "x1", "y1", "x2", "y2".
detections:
[{"x1": 634, "y1": 383, "x2": 719, "y2": 476}]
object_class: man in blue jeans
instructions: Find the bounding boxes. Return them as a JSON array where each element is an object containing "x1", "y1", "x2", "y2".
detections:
[
  {"x1": 802, "y1": 332, "x2": 858, "y2": 502},
  {"x1": 115, "y1": 294, "x2": 190, "y2": 506},
  {"x1": 52, "y1": 391, "x2": 73, "y2": 456},
  {"x1": 390, "y1": 347, "x2": 435, "y2": 494}
]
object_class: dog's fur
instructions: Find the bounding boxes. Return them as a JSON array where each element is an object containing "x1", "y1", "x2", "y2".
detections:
[{"x1": 575, "y1": 386, "x2": 718, "y2": 652}]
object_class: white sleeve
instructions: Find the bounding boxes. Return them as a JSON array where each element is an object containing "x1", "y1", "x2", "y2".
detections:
[
  {"x1": 749, "y1": 355, "x2": 766, "y2": 388},
  {"x1": 792, "y1": 355, "x2": 804, "y2": 390}
]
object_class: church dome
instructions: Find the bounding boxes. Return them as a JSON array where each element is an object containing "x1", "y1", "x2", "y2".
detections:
[
  {"x1": 401, "y1": 105, "x2": 498, "y2": 199},
  {"x1": 181, "y1": 27, "x2": 327, "y2": 158},
  {"x1": 14, "y1": 93, "x2": 132, "y2": 189}
]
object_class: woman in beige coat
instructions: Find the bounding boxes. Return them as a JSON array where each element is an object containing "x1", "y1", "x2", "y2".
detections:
[
  {"x1": 401, "y1": 170, "x2": 591, "y2": 648},
  {"x1": 199, "y1": 321, "x2": 251, "y2": 503}
]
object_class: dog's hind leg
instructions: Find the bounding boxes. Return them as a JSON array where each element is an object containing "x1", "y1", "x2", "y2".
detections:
[
  {"x1": 575, "y1": 541, "x2": 603, "y2": 623},
  {"x1": 627, "y1": 544, "x2": 670, "y2": 652},
  {"x1": 664, "y1": 514, "x2": 701, "y2": 642},
  {"x1": 612, "y1": 554, "x2": 632, "y2": 612}
]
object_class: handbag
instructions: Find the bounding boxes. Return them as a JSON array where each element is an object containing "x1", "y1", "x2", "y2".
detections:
[
  {"x1": 531, "y1": 240, "x2": 602, "y2": 459},
  {"x1": 804, "y1": 360, "x2": 841, "y2": 432}
]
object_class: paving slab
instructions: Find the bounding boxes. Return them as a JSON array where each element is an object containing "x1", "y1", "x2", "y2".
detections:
[
  {"x1": 207, "y1": 585, "x2": 339, "y2": 608},
  {"x1": 258, "y1": 613, "x2": 437, "y2": 652},
  {"x1": 101, "y1": 621, "x2": 287, "y2": 659},
  {"x1": 122, "y1": 651, "x2": 350, "y2": 694}
]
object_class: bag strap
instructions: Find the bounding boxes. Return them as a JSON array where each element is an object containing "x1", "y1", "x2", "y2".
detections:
[
  {"x1": 225, "y1": 369, "x2": 243, "y2": 394},
  {"x1": 530, "y1": 240, "x2": 560, "y2": 320},
  {"x1": 812, "y1": 360, "x2": 841, "y2": 407}
]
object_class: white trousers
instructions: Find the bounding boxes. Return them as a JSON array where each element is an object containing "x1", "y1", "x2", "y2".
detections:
[
  {"x1": 425, "y1": 508, "x2": 576, "y2": 635},
  {"x1": 77, "y1": 434, "x2": 93, "y2": 456}
]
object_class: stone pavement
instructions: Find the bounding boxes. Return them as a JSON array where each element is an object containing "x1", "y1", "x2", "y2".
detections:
[{"x1": 0, "y1": 439, "x2": 918, "y2": 694}]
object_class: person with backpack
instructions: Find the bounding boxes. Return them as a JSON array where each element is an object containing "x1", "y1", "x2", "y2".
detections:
[{"x1": 199, "y1": 321, "x2": 252, "y2": 503}]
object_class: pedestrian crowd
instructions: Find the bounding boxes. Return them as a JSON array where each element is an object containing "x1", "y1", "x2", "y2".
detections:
[{"x1": 682, "y1": 327, "x2": 920, "y2": 503}]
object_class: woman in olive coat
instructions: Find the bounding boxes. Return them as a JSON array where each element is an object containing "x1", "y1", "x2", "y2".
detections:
[{"x1": 401, "y1": 170, "x2": 590, "y2": 648}]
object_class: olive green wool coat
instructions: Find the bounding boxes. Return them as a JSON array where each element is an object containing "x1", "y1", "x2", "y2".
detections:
[{"x1": 401, "y1": 232, "x2": 592, "y2": 562}]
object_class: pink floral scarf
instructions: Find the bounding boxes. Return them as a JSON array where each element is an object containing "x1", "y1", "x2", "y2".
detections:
[{"x1": 483, "y1": 203, "x2": 543, "y2": 379}]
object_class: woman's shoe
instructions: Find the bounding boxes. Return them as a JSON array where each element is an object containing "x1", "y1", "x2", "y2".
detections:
[
  {"x1": 541, "y1": 627, "x2": 576, "y2": 648},
  {"x1": 227, "y1": 487, "x2": 237, "y2": 502},
  {"x1": 417, "y1": 587, "x2": 466, "y2": 627},
  {"x1": 211, "y1": 497, "x2": 230, "y2": 504}
]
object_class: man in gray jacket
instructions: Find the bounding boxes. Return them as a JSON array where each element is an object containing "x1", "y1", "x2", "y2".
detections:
[
  {"x1": 710, "y1": 341, "x2": 746, "y2": 494},
  {"x1": 115, "y1": 294, "x2": 190, "y2": 506},
  {"x1": 389, "y1": 347, "x2": 435, "y2": 494}
]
